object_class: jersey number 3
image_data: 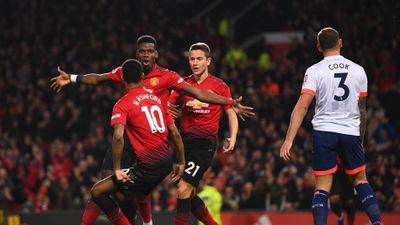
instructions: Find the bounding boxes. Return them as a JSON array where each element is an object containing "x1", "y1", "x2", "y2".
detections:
[
  {"x1": 141, "y1": 106, "x2": 166, "y2": 133},
  {"x1": 334, "y1": 73, "x2": 349, "y2": 101}
]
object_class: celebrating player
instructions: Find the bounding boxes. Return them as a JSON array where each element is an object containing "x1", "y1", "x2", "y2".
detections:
[
  {"x1": 279, "y1": 27, "x2": 382, "y2": 225},
  {"x1": 51, "y1": 35, "x2": 253, "y2": 225},
  {"x1": 169, "y1": 42, "x2": 238, "y2": 225},
  {"x1": 90, "y1": 59, "x2": 185, "y2": 225}
]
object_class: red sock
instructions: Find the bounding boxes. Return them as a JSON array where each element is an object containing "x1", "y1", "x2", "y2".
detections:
[
  {"x1": 136, "y1": 194, "x2": 152, "y2": 223},
  {"x1": 81, "y1": 199, "x2": 102, "y2": 225},
  {"x1": 191, "y1": 196, "x2": 218, "y2": 225},
  {"x1": 107, "y1": 209, "x2": 131, "y2": 225},
  {"x1": 174, "y1": 212, "x2": 191, "y2": 225}
]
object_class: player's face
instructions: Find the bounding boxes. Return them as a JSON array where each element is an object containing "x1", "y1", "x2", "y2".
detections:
[
  {"x1": 189, "y1": 50, "x2": 210, "y2": 76},
  {"x1": 136, "y1": 43, "x2": 158, "y2": 73}
]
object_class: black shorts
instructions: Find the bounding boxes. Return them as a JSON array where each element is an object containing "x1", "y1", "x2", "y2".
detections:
[
  {"x1": 181, "y1": 138, "x2": 216, "y2": 187},
  {"x1": 112, "y1": 157, "x2": 173, "y2": 196},
  {"x1": 101, "y1": 134, "x2": 136, "y2": 171},
  {"x1": 331, "y1": 169, "x2": 356, "y2": 201}
]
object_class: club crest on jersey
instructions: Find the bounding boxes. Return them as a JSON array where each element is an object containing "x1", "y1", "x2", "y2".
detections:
[
  {"x1": 186, "y1": 99, "x2": 209, "y2": 109},
  {"x1": 303, "y1": 74, "x2": 308, "y2": 83},
  {"x1": 150, "y1": 78, "x2": 159, "y2": 86}
]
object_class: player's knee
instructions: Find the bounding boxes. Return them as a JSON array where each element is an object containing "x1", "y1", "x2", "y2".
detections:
[
  {"x1": 177, "y1": 181, "x2": 194, "y2": 198},
  {"x1": 90, "y1": 185, "x2": 103, "y2": 199},
  {"x1": 329, "y1": 195, "x2": 340, "y2": 204}
]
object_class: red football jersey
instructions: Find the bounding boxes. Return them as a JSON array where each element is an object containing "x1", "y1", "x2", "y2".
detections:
[
  {"x1": 170, "y1": 74, "x2": 232, "y2": 141},
  {"x1": 110, "y1": 87, "x2": 174, "y2": 165},
  {"x1": 107, "y1": 64, "x2": 186, "y2": 104}
]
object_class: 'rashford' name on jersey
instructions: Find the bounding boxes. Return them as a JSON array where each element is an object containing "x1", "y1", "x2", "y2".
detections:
[{"x1": 111, "y1": 87, "x2": 174, "y2": 165}]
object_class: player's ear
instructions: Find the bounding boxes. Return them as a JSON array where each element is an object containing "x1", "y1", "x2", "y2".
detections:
[
  {"x1": 155, "y1": 50, "x2": 159, "y2": 59},
  {"x1": 338, "y1": 39, "x2": 343, "y2": 48},
  {"x1": 317, "y1": 43, "x2": 323, "y2": 53},
  {"x1": 206, "y1": 57, "x2": 211, "y2": 66}
]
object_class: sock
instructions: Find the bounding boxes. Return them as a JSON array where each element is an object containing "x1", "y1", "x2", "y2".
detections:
[
  {"x1": 191, "y1": 195, "x2": 218, "y2": 225},
  {"x1": 106, "y1": 208, "x2": 131, "y2": 225},
  {"x1": 119, "y1": 200, "x2": 137, "y2": 225},
  {"x1": 355, "y1": 183, "x2": 382, "y2": 225},
  {"x1": 143, "y1": 221, "x2": 153, "y2": 225},
  {"x1": 174, "y1": 198, "x2": 191, "y2": 225},
  {"x1": 136, "y1": 195, "x2": 152, "y2": 223},
  {"x1": 347, "y1": 212, "x2": 355, "y2": 225},
  {"x1": 312, "y1": 190, "x2": 329, "y2": 225},
  {"x1": 81, "y1": 199, "x2": 102, "y2": 225}
]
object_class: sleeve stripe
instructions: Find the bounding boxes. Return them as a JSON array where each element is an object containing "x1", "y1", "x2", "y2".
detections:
[
  {"x1": 301, "y1": 88, "x2": 316, "y2": 96},
  {"x1": 359, "y1": 92, "x2": 368, "y2": 97}
]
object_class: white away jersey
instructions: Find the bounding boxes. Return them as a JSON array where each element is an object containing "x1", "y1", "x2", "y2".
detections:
[{"x1": 301, "y1": 55, "x2": 367, "y2": 136}]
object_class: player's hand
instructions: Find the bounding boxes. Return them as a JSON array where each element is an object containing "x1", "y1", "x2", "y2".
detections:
[
  {"x1": 114, "y1": 170, "x2": 134, "y2": 185},
  {"x1": 280, "y1": 140, "x2": 293, "y2": 161},
  {"x1": 170, "y1": 163, "x2": 185, "y2": 183},
  {"x1": 50, "y1": 66, "x2": 71, "y2": 93},
  {"x1": 168, "y1": 102, "x2": 181, "y2": 119},
  {"x1": 231, "y1": 96, "x2": 255, "y2": 121},
  {"x1": 223, "y1": 137, "x2": 236, "y2": 153}
]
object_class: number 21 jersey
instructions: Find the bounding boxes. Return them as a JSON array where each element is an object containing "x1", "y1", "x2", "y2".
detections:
[{"x1": 301, "y1": 55, "x2": 368, "y2": 136}]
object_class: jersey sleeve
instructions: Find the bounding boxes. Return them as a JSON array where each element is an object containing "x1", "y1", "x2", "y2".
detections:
[
  {"x1": 162, "y1": 103, "x2": 174, "y2": 126},
  {"x1": 110, "y1": 103, "x2": 128, "y2": 127},
  {"x1": 107, "y1": 67, "x2": 123, "y2": 83},
  {"x1": 167, "y1": 71, "x2": 187, "y2": 91},
  {"x1": 358, "y1": 68, "x2": 368, "y2": 97},
  {"x1": 169, "y1": 90, "x2": 181, "y2": 105},
  {"x1": 301, "y1": 68, "x2": 317, "y2": 96},
  {"x1": 220, "y1": 82, "x2": 232, "y2": 110}
]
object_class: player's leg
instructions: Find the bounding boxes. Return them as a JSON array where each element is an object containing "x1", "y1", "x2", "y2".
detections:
[
  {"x1": 174, "y1": 138, "x2": 218, "y2": 225},
  {"x1": 344, "y1": 199, "x2": 356, "y2": 225},
  {"x1": 135, "y1": 194, "x2": 152, "y2": 225},
  {"x1": 330, "y1": 172, "x2": 344, "y2": 225},
  {"x1": 312, "y1": 131, "x2": 339, "y2": 225},
  {"x1": 339, "y1": 134, "x2": 382, "y2": 225},
  {"x1": 91, "y1": 176, "x2": 131, "y2": 225}
]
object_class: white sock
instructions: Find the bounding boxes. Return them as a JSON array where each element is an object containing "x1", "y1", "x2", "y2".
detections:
[{"x1": 143, "y1": 220, "x2": 153, "y2": 225}]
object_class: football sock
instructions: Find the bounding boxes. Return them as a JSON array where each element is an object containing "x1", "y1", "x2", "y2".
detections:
[
  {"x1": 355, "y1": 183, "x2": 382, "y2": 224},
  {"x1": 312, "y1": 189, "x2": 329, "y2": 225},
  {"x1": 191, "y1": 195, "x2": 218, "y2": 225},
  {"x1": 136, "y1": 195, "x2": 152, "y2": 223},
  {"x1": 174, "y1": 198, "x2": 191, "y2": 225},
  {"x1": 81, "y1": 199, "x2": 101, "y2": 225}
]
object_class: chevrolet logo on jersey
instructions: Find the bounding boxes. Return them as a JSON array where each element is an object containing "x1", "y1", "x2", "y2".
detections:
[{"x1": 186, "y1": 99, "x2": 209, "y2": 109}]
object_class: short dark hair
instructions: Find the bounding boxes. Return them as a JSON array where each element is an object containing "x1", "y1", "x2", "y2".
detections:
[
  {"x1": 137, "y1": 35, "x2": 157, "y2": 48},
  {"x1": 189, "y1": 42, "x2": 211, "y2": 58},
  {"x1": 122, "y1": 59, "x2": 143, "y2": 83},
  {"x1": 317, "y1": 27, "x2": 340, "y2": 51}
]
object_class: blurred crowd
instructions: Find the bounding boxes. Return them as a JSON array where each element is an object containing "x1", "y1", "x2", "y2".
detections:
[{"x1": 1, "y1": 0, "x2": 399, "y2": 214}]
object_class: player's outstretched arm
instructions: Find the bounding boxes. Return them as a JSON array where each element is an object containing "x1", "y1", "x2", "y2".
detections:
[
  {"x1": 179, "y1": 84, "x2": 255, "y2": 120},
  {"x1": 112, "y1": 124, "x2": 133, "y2": 184},
  {"x1": 280, "y1": 93, "x2": 314, "y2": 160},
  {"x1": 168, "y1": 124, "x2": 185, "y2": 182},
  {"x1": 223, "y1": 108, "x2": 238, "y2": 153},
  {"x1": 50, "y1": 66, "x2": 112, "y2": 92}
]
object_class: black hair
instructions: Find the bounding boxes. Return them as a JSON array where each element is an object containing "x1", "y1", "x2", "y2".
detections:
[
  {"x1": 189, "y1": 42, "x2": 211, "y2": 58},
  {"x1": 121, "y1": 59, "x2": 143, "y2": 83},
  {"x1": 137, "y1": 35, "x2": 157, "y2": 48},
  {"x1": 317, "y1": 27, "x2": 340, "y2": 51}
]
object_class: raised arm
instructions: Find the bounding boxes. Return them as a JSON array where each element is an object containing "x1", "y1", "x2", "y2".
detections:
[
  {"x1": 280, "y1": 93, "x2": 314, "y2": 160},
  {"x1": 50, "y1": 67, "x2": 113, "y2": 92},
  {"x1": 168, "y1": 123, "x2": 185, "y2": 182},
  {"x1": 222, "y1": 108, "x2": 238, "y2": 153},
  {"x1": 179, "y1": 84, "x2": 254, "y2": 120}
]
